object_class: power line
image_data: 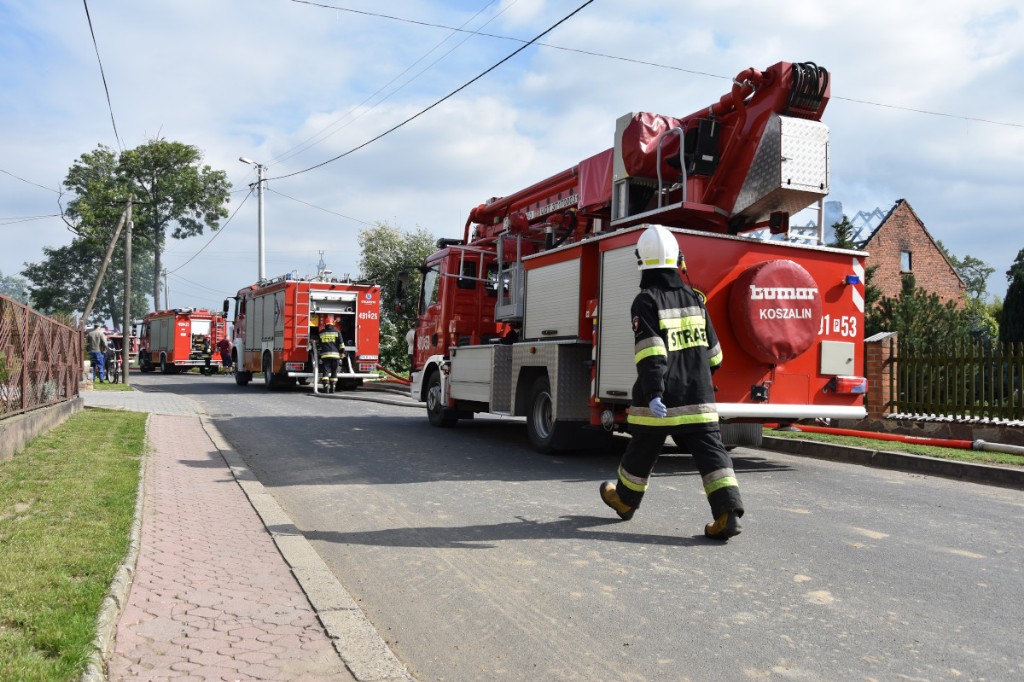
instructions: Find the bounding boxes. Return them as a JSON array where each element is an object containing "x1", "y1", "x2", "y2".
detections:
[
  {"x1": 82, "y1": 0, "x2": 124, "y2": 150},
  {"x1": 274, "y1": 0, "x2": 507, "y2": 166},
  {"x1": 0, "y1": 214, "x2": 62, "y2": 226},
  {"x1": 0, "y1": 169, "x2": 61, "y2": 194},
  {"x1": 266, "y1": 188, "x2": 374, "y2": 226},
  {"x1": 291, "y1": 0, "x2": 1023, "y2": 130},
  {"x1": 272, "y1": 0, "x2": 595, "y2": 180},
  {"x1": 165, "y1": 188, "x2": 253, "y2": 275}
]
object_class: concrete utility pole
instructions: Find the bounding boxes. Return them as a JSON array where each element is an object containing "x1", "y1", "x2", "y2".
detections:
[
  {"x1": 122, "y1": 197, "x2": 133, "y2": 386},
  {"x1": 239, "y1": 157, "x2": 267, "y2": 281},
  {"x1": 162, "y1": 269, "x2": 169, "y2": 310}
]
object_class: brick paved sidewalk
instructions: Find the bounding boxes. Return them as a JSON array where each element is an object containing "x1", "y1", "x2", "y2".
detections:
[{"x1": 106, "y1": 414, "x2": 356, "y2": 681}]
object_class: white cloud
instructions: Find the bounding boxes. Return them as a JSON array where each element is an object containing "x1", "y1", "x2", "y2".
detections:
[{"x1": 1, "y1": 0, "x2": 1022, "y2": 311}]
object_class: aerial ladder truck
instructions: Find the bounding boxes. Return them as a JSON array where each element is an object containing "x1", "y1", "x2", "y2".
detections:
[{"x1": 403, "y1": 61, "x2": 867, "y2": 453}]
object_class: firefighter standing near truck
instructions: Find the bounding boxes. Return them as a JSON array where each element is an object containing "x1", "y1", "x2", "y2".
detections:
[
  {"x1": 600, "y1": 225, "x2": 745, "y2": 540},
  {"x1": 318, "y1": 316, "x2": 341, "y2": 393}
]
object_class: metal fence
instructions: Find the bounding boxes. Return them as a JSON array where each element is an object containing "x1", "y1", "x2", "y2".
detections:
[
  {"x1": 895, "y1": 338, "x2": 1024, "y2": 421},
  {"x1": 0, "y1": 294, "x2": 81, "y2": 417}
]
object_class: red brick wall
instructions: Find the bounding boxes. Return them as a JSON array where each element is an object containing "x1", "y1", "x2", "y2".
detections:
[{"x1": 862, "y1": 200, "x2": 965, "y2": 305}]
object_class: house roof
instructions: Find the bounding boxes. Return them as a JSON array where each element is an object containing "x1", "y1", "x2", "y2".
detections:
[{"x1": 860, "y1": 198, "x2": 965, "y2": 288}]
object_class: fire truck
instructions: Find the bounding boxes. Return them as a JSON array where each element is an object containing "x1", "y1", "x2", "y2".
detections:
[
  {"x1": 138, "y1": 308, "x2": 228, "y2": 374},
  {"x1": 405, "y1": 61, "x2": 867, "y2": 453},
  {"x1": 226, "y1": 272, "x2": 381, "y2": 390}
]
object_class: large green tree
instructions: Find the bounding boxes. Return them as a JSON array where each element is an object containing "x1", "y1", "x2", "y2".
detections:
[
  {"x1": 935, "y1": 240, "x2": 999, "y2": 340},
  {"x1": 357, "y1": 222, "x2": 437, "y2": 371},
  {"x1": 61, "y1": 140, "x2": 230, "y2": 309},
  {"x1": 999, "y1": 248, "x2": 1024, "y2": 345},
  {"x1": 22, "y1": 235, "x2": 153, "y2": 329}
]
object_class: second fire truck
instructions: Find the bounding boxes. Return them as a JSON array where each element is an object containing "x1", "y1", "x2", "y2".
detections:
[
  {"x1": 405, "y1": 61, "x2": 867, "y2": 453},
  {"x1": 226, "y1": 272, "x2": 381, "y2": 390}
]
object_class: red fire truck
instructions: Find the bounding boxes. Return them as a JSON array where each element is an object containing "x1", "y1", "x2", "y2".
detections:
[
  {"x1": 227, "y1": 272, "x2": 381, "y2": 390},
  {"x1": 138, "y1": 308, "x2": 228, "y2": 374},
  {"x1": 404, "y1": 61, "x2": 867, "y2": 452}
]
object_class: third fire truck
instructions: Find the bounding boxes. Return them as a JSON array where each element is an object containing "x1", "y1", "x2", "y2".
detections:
[
  {"x1": 226, "y1": 272, "x2": 381, "y2": 391},
  {"x1": 406, "y1": 61, "x2": 867, "y2": 453},
  {"x1": 138, "y1": 308, "x2": 227, "y2": 374}
]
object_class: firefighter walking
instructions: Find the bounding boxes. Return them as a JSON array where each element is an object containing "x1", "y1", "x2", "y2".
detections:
[
  {"x1": 600, "y1": 225, "x2": 744, "y2": 540},
  {"x1": 318, "y1": 316, "x2": 341, "y2": 393}
]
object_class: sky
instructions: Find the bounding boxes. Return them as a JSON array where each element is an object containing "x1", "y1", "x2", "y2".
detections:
[{"x1": 1, "y1": 0, "x2": 1022, "y2": 317}]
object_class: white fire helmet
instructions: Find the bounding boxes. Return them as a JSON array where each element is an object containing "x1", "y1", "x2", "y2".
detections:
[{"x1": 635, "y1": 225, "x2": 681, "y2": 270}]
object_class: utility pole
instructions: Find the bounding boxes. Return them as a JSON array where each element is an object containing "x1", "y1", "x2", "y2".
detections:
[
  {"x1": 162, "y1": 269, "x2": 169, "y2": 310},
  {"x1": 239, "y1": 157, "x2": 267, "y2": 281},
  {"x1": 82, "y1": 202, "x2": 129, "y2": 325},
  {"x1": 122, "y1": 197, "x2": 133, "y2": 386}
]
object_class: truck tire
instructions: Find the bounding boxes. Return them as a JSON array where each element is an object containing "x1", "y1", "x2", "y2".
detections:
[
  {"x1": 720, "y1": 422, "x2": 763, "y2": 449},
  {"x1": 262, "y1": 354, "x2": 283, "y2": 391},
  {"x1": 337, "y1": 379, "x2": 362, "y2": 391},
  {"x1": 426, "y1": 371, "x2": 458, "y2": 427},
  {"x1": 526, "y1": 375, "x2": 574, "y2": 454},
  {"x1": 235, "y1": 371, "x2": 252, "y2": 386},
  {"x1": 160, "y1": 355, "x2": 171, "y2": 374}
]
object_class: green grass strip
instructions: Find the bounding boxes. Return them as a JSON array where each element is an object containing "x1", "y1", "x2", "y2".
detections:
[{"x1": 0, "y1": 408, "x2": 146, "y2": 682}]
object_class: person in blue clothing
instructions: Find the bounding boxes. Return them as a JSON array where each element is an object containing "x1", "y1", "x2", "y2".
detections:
[
  {"x1": 600, "y1": 225, "x2": 744, "y2": 540},
  {"x1": 87, "y1": 323, "x2": 108, "y2": 382}
]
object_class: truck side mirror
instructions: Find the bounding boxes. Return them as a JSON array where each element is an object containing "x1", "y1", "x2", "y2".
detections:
[
  {"x1": 396, "y1": 271, "x2": 410, "y2": 297},
  {"x1": 223, "y1": 298, "x2": 230, "y2": 316}
]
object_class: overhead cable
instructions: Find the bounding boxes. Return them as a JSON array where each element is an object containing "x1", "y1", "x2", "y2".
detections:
[{"x1": 271, "y1": 0, "x2": 595, "y2": 180}]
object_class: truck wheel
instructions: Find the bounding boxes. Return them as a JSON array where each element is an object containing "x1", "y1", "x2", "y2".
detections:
[
  {"x1": 235, "y1": 371, "x2": 251, "y2": 386},
  {"x1": 526, "y1": 375, "x2": 572, "y2": 454},
  {"x1": 160, "y1": 355, "x2": 170, "y2": 374},
  {"x1": 426, "y1": 371, "x2": 458, "y2": 427},
  {"x1": 337, "y1": 379, "x2": 362, "y2": 391},
  {"x1": 262, "y1": 354, "x2": 281, "y2": 391}
]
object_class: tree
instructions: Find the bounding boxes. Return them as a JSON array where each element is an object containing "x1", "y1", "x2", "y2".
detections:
[
  {"x1": 22, "y1": 234, "x2": 153, "y2": 329},
  {"x1": 872, "y1": 274, "x2": 972, "y2": 348},
  {"x1": 62, "y1": 140, "x2": 230, "y2": 308},
  {"x1": 357, "y1": 222, "x2": 437, "y2": 371},
  {"x1": 0, "y1": 270, "x2": 29, "y2": 303},
  {"x1": 999, "y1": 248, "x2": 1024, "y2": 345},
  {"x1": 936, "y1": 240, "x2": 995, "y2": 303},
  {"x1": 828, "y1": 215, "x2": 859, "y2": 250}
]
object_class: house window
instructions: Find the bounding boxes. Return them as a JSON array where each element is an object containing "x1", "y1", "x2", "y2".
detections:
[{"x1": 900, "y1": 250, "x2": 912, "y2": 273}]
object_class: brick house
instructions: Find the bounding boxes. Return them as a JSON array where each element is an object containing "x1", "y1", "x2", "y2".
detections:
[{"x1": 860, "y1": 199, "x2": 965, "y2": 305}]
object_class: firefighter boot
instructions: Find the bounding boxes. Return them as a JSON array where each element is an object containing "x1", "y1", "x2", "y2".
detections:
[
  {"x1": 704, "y1": 510, "x2": 742, "y2": 540},
  {"x1": 599, "y1": 481, "x2": 635, "y2": 521}
]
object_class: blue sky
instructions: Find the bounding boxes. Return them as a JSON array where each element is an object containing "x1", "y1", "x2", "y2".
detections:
[{"x1": 1, "y1": 0, "x2": 1022, "y2": 313}]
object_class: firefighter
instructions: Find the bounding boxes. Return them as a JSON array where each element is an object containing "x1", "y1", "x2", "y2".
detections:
[
  {"x1": 318, "y1": 316, "x2": 341, "y2": 393},
  {"x1": 201, "y1": 335, "x2": 213, "y2": 375},
  {"x1": 599, "y1": 225, "x2": 744, "y2": 540}
]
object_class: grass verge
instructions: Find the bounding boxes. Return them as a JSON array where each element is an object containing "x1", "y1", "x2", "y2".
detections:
[
  {"x1": 765, "y1": 427, "x2": 1024, "y2": 468},
  {"x1": 91, "y1": 381, "x2": 132, "y2": 392},
  {"x1": 0, "y1": 408, "x2": 146, "y2": 681}
]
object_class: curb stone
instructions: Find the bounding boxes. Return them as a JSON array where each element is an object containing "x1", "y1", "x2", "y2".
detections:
[{"x1": 762, "y1": 435, "x2": 1024, "y2": 491}]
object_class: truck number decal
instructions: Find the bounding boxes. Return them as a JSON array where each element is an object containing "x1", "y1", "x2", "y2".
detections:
[
  {"x1": 818, "y1": 314, "x2": 857, "y2": 338},
  {"x1": 358, "y1": 311, "x2": 379, "y2": 320}
]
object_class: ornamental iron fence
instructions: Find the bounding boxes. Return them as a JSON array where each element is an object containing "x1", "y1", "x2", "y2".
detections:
[{"x1": 0, "y1": 294, "x2": 81, "y2": 417}]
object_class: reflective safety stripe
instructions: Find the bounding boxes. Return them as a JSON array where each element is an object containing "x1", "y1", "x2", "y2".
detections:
[
  {"x1": 634, "y1": 337, "x2": 667, "y2": 363},
  {"x1": 618, "y1": 466, "x2": 648, "y2": 492},
  {"x1": 643, "y1": 258, "x2": 676, "y2": 267},
  {"x1": 657, "y1": 306, "x2": 704, "y2": 321},
  {"x1": 708, "y1": 345, "x2": 723, "y2": 367},
  {"x1": 704, "y1": 476, "x2": 738, "y2": 496},
  {"x1": 702, "y1": 468, "x2": 738, "y2": 496},
  {"x1": 628, "y1": 410, "x2": 719, "y2": 427}
]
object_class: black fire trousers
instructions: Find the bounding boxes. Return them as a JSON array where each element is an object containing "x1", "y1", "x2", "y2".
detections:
[{"x1": 615, "y1": 426, "x2": 744, "y2": 519}]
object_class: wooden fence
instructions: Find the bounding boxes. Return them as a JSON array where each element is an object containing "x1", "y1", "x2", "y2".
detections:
[
  {"x1": 0, "y1": 294, "x2": 81, "y2": 417},
  {"x1": 894, "y1": 338, "x2": 1024, "y2": 421}
]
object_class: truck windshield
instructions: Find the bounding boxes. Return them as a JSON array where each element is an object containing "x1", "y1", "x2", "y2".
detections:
[{"x1": 419, "y1": 266, "x2": 440, "y2": 316}]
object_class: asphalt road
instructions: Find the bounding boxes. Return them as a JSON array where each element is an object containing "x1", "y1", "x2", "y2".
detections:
[{"x1": 134, "y1": 371, "x2": 1024, "y2": 682}]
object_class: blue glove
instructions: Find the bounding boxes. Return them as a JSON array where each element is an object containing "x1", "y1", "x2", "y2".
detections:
[{"x1": 649, "y1": 396, "x2": 667, "y2": 418}]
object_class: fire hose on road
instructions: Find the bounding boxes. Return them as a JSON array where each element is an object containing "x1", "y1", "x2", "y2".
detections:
[{"x1": 773, "y1": 422, "x2": 1024, "y2": 457}]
